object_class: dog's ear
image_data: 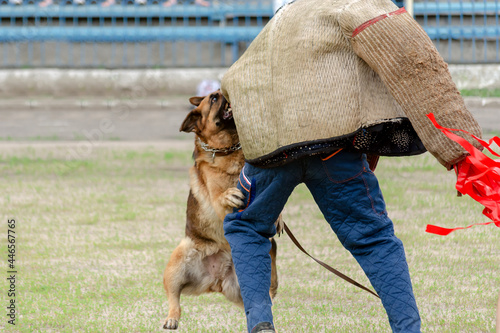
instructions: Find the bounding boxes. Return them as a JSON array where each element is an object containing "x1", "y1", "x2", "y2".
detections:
[
  {"x1": 189, "y1": 96, "x2": 205, "y2": 107},
  {"x1": 180, "y1": 110, "x2": 202, "y2": 133}
]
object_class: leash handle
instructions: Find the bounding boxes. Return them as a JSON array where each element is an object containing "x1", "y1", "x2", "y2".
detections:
[{"x1": 283, "y1": 222, "x2": 380, "y2": 299}]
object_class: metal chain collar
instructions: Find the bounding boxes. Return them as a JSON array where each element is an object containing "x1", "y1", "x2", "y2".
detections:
[{"x1": 197, "y1": 138, "x2": 242, "y2": 160}]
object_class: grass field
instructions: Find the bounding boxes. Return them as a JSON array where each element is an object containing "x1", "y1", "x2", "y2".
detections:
[{"x1": 0, "y1": 140, "x2": 498, "y2": 332}]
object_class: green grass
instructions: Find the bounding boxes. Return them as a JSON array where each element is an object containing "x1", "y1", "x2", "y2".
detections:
[
  {"x1": 0, "y1": 143, "x2": 498, "y2": 332},
  {"x1": 460, "y1": 89, "x2": 500, "y2": 98}
]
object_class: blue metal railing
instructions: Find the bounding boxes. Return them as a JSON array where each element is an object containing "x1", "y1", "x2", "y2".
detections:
[
  {"x1": 0, "y1": 0, "x2": 498, "y2": 67},
  {"x1": 415, "y1": 0, "x2": 500, "y2": 63}
]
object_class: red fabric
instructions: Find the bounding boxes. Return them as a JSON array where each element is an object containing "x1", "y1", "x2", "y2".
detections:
[
  {"x1": 425, "y1": 113, "x2": 500, "y2": 235},
  {"x1": 352, "y1": 7, "x2": 407, "y2": 38}
]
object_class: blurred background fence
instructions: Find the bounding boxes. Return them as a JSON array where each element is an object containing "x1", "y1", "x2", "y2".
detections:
[{"x1": 0, "y1": 0, "x2": 498, "y2": 68}]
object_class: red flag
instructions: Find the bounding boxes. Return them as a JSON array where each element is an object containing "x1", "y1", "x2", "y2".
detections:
[{"x1": 425, "y1": 113, "x2": 500, "y2": 235}]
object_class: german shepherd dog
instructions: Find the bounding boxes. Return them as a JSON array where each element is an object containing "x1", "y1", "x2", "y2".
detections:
[{"x1": 162, "y1": 91, "x2": 280, "y2": 330}]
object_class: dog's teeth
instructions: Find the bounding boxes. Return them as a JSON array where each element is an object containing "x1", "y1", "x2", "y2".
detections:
[{"x1": 223, "y1": 107, "x2": 233, "y2": 120}]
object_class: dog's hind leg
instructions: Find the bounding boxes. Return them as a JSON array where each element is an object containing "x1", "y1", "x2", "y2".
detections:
[
  {"x1": 163, "y1": 287, "x2": 181, "y2": 330},
  {"x1": 221, "y1": 265, "x2": 244, "y2": 308},
  {"x1": 163, "y1": 242, "x2": 189, "y2": 330},
  {"x1": 269, "y1": 238, "x2": 279, "y2": 299}
]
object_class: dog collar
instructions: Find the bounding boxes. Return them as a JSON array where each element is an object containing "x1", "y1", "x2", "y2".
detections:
[{"x1": 197, "y1": 138, "x2": 242, "y2": 161}]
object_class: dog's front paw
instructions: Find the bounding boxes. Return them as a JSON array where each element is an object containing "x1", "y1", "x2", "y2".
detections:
[
  {"x1": 222, "y1": 187, "x2": 245, "y2": 209},
  {"x1": 163, "y1": 317, "x2": 179, "y2": 330}
]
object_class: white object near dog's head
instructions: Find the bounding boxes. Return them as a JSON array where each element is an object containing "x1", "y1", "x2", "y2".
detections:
[{"x1": 197, "y1": 79, "x2": 220, "y2": 98}]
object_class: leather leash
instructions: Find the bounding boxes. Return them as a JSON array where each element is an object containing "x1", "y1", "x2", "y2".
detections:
[{"x1": 283, "y1": 222, "x2": 380, "y2": 299}]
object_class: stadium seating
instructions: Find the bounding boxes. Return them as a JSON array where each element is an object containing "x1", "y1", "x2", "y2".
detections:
[
  {"x1": 0, "y1": 2, "x2": 497, "y2": 42},
  {"x1": 0, "y1": 1, "x2": 498, "y2": 66}
]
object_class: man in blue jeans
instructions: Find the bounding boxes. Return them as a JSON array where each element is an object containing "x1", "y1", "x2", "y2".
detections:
[
  {"x1": 225, "y1": 150, "x2": 422, "y2": 332},
  {"x1": 221, "y1": 0, "x2": 482, "y2": 332}
]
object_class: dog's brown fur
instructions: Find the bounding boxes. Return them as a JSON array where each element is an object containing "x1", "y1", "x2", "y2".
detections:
[{"x1": 162, "y1": 91, "x2": 280, "y2": 330}]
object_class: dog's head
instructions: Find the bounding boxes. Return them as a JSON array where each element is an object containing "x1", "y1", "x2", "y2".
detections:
[{"x1": 180, "y1": 90, "x2": 235, "y2": 139}]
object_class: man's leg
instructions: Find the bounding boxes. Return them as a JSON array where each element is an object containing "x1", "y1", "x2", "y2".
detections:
[
  {"x1": 224, "y1": 161, "x2": 301, "y2": 332},
  {"x1": 304, "y1": 151, "x2": 421, "y2": 333}
]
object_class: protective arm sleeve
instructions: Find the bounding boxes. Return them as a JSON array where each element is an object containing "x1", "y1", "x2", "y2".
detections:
[{"x1": 339, "y1": 0, "x2": 483, "y2": 169}]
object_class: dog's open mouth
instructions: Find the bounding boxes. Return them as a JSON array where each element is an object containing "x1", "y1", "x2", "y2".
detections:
[{"x1": 223, "y1": 105, "x2": 233, "y2": 120}]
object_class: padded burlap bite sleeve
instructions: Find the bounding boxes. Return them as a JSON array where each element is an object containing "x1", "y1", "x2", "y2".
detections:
[{"x1": 339, "y1": 1, "x2": 482, "y2": 168}]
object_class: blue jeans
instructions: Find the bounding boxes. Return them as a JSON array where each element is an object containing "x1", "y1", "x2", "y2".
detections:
[{"x1": 223, "y1": 150, "x2": 421, "y2": 333}]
